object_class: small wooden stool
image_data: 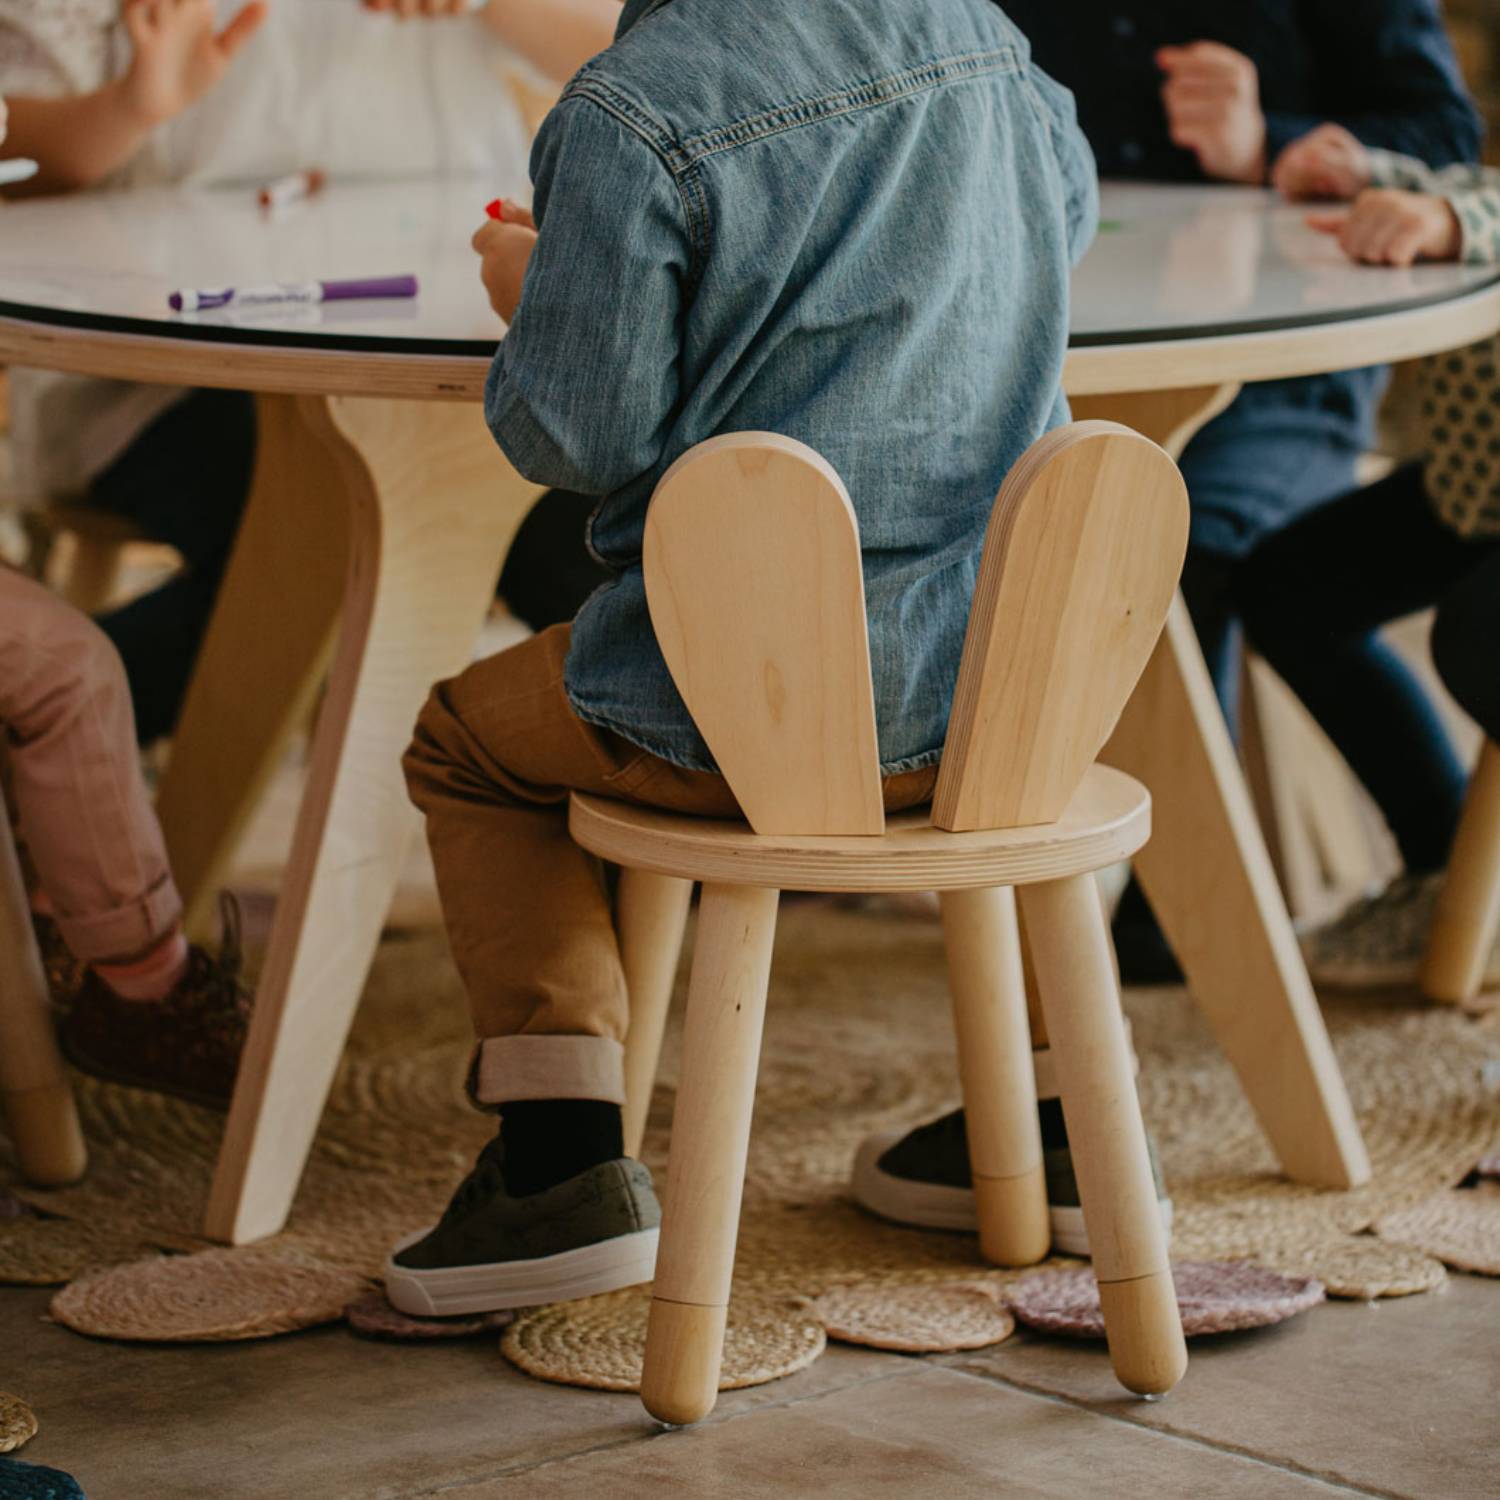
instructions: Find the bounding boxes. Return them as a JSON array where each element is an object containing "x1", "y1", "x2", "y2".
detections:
[
  {"x1": 1422, "y1": 739, "x2": 1500, "y2": 1005},
  {"x1": 0, "y1": 799, "x2": 86, "y2": 1188},
  {"x1": 570, "y1": 424, "x2": 1191, "y2": 1423}
]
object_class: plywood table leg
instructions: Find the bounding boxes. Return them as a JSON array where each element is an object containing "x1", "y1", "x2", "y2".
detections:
[
  {"x1": 204, "y1": 396, "x2": 536, "y2": 1244},
  {"x1": 155, "y1": 394, "x2": 347, "y2": 940},
  {"x1": 1422, "y1": 740, "x2": 1500, "y2": 1005},
  {"x1": 1106, "y1": 599, "x2": 1370, "y2": 1189}
]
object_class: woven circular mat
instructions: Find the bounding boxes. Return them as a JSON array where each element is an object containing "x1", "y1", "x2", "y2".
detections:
[
  {"x1": 815, "y1": 1280, "x2": 1015, "y2": 1352},
  {"x1": 1009, "y1": 1261, "x2": 1325, "y2": 1339},
  {"x1": 5, "y1": 907, "x2": 1500, "y2": 1387},
  {"x1": 0, "y1": 1394, "x2": 37, "y2": 1454},
  {"x1": 0, "y1": 1217, "x2": 160, "y2": 1287},
  {"x1": 50, "y1": 1249, "x2": 367, "y2": 1343},
  {"x1": 345, "y1": 1290, "x2": 515, "y2": 1341},
  {"x1": 1375, "y1": 1184, "x2": 1500, "y2": 1276},
  {"x1": 0, "y1": 1456, "x2": 86, "y2": 1499},
  {"x1": 502, "y1": 1289, "x2": 826, "y2": 1393}
]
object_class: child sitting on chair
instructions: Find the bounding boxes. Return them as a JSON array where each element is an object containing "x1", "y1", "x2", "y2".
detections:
[
  {"x1": 384, "y1": 0, "x2": 1097, "y2": 1316},
  {"x1": 0, "y1": 567, "x2": 250, "y2": 1108},
  {"x1": 1235, "y1": 124, "x2": 1500, "y2": 988}
]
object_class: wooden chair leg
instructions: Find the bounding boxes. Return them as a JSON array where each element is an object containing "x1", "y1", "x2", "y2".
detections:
[
  {"x1": 1422, "y1": 740, "x2": 1500, "y2": 1005},
  {"x1": 0, "y1": 813, "x2": 85, "y2": 1187},
  {"x1": 641, "y1": 882, "x2": 778, "y2": 1426},
  {"x1": 940, "y1": 886, "x2": 1049, "y2": 1266},
  {"x1": 618, "y1": 870, "x2": 693, "y2": 1158},
  {"x1": 1020, "y1": 874, "x2": 1186, "y2": 1397}
]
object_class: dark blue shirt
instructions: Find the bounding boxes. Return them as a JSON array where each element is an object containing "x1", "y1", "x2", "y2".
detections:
[{"x1": 999, "y1": 0, "x2": 1482, "y2": 181}]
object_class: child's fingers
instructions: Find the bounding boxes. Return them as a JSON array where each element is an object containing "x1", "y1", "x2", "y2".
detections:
[
  {"x1": 1305, "y1": 211, "x2": 1348, "y2": 236},
  {"x1": 216, "y1": 0, "x2": 268, "y2": 56}
]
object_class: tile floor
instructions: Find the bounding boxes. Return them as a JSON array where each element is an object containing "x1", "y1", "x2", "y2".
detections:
[{"x1": 4, "y1": 1255, "x2": 1496, "y2": 1497}]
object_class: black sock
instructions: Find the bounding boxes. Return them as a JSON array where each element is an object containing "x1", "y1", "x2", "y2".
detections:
[
  {"x1": 1038, "y1": 1097, "x2": 1068, "y2": 1152},
  {"x1": 499, "y1": 1099, "x2": 624, "y2": 1197}
]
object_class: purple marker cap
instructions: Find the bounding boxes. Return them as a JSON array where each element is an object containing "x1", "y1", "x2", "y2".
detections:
[{"x1": 320, "y1": 274, "x2": 420, "y2": 301}]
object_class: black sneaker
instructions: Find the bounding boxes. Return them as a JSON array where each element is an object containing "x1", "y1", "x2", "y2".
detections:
[
  {"x1": 385, "y1": 1139, "x2": 661, "y2": 1316},
  {"x1": 851, "y1": 1107, "x2": 1172, "y2": 1257}
]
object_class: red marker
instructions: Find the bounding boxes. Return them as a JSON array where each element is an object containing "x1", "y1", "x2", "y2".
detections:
[{"x1": 486, "y1": 198, "x2": 509, "y2": 222}]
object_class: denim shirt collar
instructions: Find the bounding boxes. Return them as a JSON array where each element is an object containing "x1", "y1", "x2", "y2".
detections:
[{"x1": 616, "y1": 0, "x2": 677, "y2": 41}]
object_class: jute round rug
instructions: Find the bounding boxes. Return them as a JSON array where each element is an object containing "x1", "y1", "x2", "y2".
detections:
[
  {"x1": 0, "y1": 1393, "x2": 37, "y2": 1454},
  {"x1": 4, "y1": 905, "x2": 1500, "y2": 1390}
]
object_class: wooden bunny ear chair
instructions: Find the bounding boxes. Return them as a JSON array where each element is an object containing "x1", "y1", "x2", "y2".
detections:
[
  {"x1": 570, "y1": 423, "x2": 1190, "y2": 1426},
  {"x1": 935, "y1": 420, "x2": 1190, "y2": 830}
]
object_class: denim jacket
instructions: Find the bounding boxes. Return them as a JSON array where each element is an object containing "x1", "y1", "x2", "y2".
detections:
[{"x1": 486, "y1": 0, "x2": 1097, "y2": 772}]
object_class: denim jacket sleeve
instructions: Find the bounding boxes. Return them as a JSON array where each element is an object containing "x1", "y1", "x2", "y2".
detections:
[
  {"x1": 1025, "y1": 67, "x2": 1099, "y2": 268},
  {"x1": 484, "y1": 95, "x2": 689, "y2": 494},
  {"x1": 1263, "y1": 0, "x2": 1481, "y2": 169}
]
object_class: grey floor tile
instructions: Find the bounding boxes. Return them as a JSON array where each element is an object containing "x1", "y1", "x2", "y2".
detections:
[
  {"x1": 447, "y1": 1366, "x2": 1362, "y2": 1500},
  {"x1": 1, "y1": 1287, "x2": 910, "y2": 1500},
  {"x1": 951, "y1": 1272, "x2": 1500, "y2": 1500}
]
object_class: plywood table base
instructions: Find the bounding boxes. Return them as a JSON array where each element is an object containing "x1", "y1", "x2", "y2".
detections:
[
  {"x1": 202, "y1": 396, "x2": 536, "y2": 1244},
  {"x1": 1088, "y1": 384, "x2": 1370, "y2": 1191}
]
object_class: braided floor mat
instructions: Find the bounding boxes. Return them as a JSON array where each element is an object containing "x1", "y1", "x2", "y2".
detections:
[{"x1": 4, "y1": 906, "x2": 1500, "y2": 1388}]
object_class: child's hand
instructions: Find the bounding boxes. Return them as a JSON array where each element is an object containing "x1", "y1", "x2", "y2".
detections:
[
  {"x1": 473, "y1": 203, "x2": 538, "y2": 323},
  {"x1": 1273, "y1": 124, "x2": 1371, "y2": 202},
  {"x1": 361, "y1": 0, "x2": 478, "y2": 17},
  {"x1": 122, "y1": 0, "x2": 267, "y2": 127},
  {"x1": 1307, "y1": 189, "x2": 1461, "y2": 267},
  {"x1": 1157, "y1": 41, "x2": 1267, "y2": 185}
]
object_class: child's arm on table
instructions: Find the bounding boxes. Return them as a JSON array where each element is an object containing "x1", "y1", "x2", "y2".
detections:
[
  {"x1": 475, "y1": 97, "x2": 686, "y2": 494},
  {"x1": 1, "y1": 0, "x2": 265, "y2": 195},
  {"x1": 362, "y1": 0, "x2": 619, "y2": 82}
]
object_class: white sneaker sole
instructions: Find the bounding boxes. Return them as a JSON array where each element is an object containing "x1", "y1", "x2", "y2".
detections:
[
  {"x1": 852, "y1": 1129, "x2": 1172, "y2": 1259},
  {"x1": 384, "y1": 1225, "x2": 660, "y2": 1317}
]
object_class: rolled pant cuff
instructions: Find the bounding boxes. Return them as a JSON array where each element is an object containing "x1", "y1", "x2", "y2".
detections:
[
  {"x1": 470, "y1": 1035, "x2": 627, "y2": 1108},
  {"x1": 53, "y1": 876, "x2": 184, "y2": 967}
]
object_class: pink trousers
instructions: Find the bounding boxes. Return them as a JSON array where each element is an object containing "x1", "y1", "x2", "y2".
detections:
[{"x1": 0, "y1": 568, "x2": 181, "y2": 963}]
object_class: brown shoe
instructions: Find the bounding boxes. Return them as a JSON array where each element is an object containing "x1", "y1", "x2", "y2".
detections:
[
  {"x1": 60, "y1": 904, "x2": 251, "y2": 1110},
  {"x1": 32, "y1": 912, "x2": 85, "y2": 1011}
]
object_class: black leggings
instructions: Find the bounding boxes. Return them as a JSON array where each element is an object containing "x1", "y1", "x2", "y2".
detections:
[
  {"x1": 1236, "y1": 462, "x2": 1499, "y2": 874},
  {"x1": 89, "y1": 389, "x2": 257, "y2": 745}
]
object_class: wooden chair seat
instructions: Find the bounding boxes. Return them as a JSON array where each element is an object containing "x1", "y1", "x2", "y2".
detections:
[{"x1": 570, "y1": 764, "x2": 1149, "y2": 893}]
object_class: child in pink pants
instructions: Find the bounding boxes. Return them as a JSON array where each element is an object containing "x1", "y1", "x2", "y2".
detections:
[{"x1": 2, "y1": 567, "x2": 247, "y2": 1108}]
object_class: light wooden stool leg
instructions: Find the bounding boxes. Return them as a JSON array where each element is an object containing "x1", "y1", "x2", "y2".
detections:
[
  {"x1": 1422, "y1": 741, "x2": 1500, "y2": 1005},
  {"x1": 642, "y1": 882, "x2": 778, "y2": 1426},
  {"x1": 1021, "y1": 874, "x2": 1186, "y2": 1397},
  {"x1": 203, "y1": 396, "x2": 534, "y2": 1244},
  {"x1": 940, "y1": 886, "x2": 1049, "y2": 1266},
  {"x1": 619, "y1": 870, "x2": 693, "y2": 1158},
  {"x1": 0, "y1": 815, "x2": 85, "y2": 1187}
]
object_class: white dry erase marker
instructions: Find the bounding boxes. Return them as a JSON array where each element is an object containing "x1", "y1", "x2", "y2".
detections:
[
  {"x1": 168, "y1": 274, "x2": 419, "y2": 313},
  {"x1": 0, "y1": 159, "x2": 39, "y2": 186},
  {"x1": 257, "y1": 168, "x2": 326, "y2": 210}
]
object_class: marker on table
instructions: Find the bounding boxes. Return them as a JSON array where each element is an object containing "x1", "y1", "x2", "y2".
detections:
[
  {"x1": 0, "y1": 158, "x2": 39, "y2": 186},
  {"x1": 258, "y1": 168, "x2": 326, "y2": 210},
  {"x1": 168, "y1": 274, "x2": 419, "y2": 313}
]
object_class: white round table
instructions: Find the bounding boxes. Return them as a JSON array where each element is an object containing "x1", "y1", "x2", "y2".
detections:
[{"x1": 3, "y1": 178, "x2": 1490, "y2": 1241}]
